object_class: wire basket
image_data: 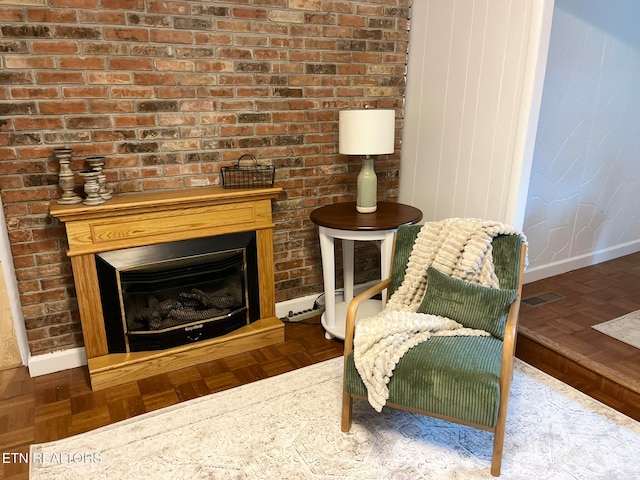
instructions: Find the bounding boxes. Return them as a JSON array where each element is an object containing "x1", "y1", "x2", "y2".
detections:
[{"x1": 221, "y1": 154, "x2": 275, "y2": 189}]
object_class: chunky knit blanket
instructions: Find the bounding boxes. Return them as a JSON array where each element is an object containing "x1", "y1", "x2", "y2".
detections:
[{"x1": 353, "y1": 218, "x2": 525, "y2": 412}]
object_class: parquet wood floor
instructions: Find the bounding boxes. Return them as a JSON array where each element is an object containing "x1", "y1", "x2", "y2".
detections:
[
  {"x1": 2, "y1": 253, "x2": 640, "y2": 479},
  {"x1": 0, "y1": 319, "x2": 344, "y2": 480},
  {"x1": 517, "y1": 251, "x2": 640, "y2": 422}
]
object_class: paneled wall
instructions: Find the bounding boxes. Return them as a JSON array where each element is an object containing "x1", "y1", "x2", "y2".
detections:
[
  {"x1": 523, "y1": 0, "x2": 640, "y2": 280},
  {"x1": 399, "y1": 0, "x2": 553, "y2": 228}
]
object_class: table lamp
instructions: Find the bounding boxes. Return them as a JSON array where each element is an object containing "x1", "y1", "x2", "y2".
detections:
[{"x1": 339, "y1": 108, "x2": 395, "y2": 213}]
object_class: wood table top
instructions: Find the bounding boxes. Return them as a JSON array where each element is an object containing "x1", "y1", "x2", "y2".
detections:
[{"x1": 310, "y1": 201, "x2": 423, "y2": 231}]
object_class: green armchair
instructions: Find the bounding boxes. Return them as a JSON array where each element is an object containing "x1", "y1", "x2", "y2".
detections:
[{"x1": 341, "y1": 224, "x2": 527, "y2": 477}]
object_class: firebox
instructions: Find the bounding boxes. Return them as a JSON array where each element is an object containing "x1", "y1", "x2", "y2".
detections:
[{"x1": 95, "y1": 232, "x2": 260, "y2": 353}]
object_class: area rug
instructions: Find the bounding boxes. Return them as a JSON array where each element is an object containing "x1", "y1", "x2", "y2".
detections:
[
  {"x1": 592, "y1": 309, "x2": 640, "y2": 349},
  {"x1": 30, "y1": 358, "x2": 640, "y2": 480}
]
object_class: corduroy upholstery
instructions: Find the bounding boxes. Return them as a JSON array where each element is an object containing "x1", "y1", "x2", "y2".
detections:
[
  {"x1": 345, "y1": 336, "x2": 504, "y2": 428},
  {"x1": 341, "y1": 224, "x2": 526, "y2": 477}
]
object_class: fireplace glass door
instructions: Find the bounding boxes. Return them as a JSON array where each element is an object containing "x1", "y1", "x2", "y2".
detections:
[{"x1": 96, "y1": 233, "x2": 260, "y2": 353}]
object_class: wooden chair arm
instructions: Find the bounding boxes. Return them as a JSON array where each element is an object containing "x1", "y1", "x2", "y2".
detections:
[
  {"x1": 343, "y1": 277, "x2": 391, "y2": 356},
  {"x1": 501, "y1": 243, "x2": 527, "y2": 369},
  {"x1": 501, "y1": 293, "x2": 522, "y2": 368},
  {"x1": 492, "y1": 243, "x2": 526, "y2": 475}
]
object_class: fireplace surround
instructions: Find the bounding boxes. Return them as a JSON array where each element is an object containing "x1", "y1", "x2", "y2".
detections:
[{"x1": 50, "y1": 186, "x2": 283, "y2": 390}]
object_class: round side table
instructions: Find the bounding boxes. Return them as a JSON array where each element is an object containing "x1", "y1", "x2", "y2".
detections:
[{"x1": 310, "y1": 201, "x2": 423, "y2": 340}]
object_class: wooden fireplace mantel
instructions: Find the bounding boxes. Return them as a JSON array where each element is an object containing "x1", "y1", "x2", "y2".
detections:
[{"x1": 50, "y1": 186, "x2": 284, "y2": 390}]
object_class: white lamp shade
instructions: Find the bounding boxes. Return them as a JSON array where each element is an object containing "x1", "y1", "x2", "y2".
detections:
[{"x1": 339, "y1": 109, "x2": 395, "y2": 155}]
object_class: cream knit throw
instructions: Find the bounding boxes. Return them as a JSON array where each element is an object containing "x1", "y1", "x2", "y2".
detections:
[{"x1": 353, "y1": 218, "x2": 524, "y2": 412}]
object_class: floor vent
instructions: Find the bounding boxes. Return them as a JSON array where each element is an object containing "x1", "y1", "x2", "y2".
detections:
[{"x1": 522, "y1": 291, "x2": 565, "y2": 307}]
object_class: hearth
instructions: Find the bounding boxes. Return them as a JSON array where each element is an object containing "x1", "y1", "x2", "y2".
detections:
[{"x1": 96, "y1": 232, "x2": 260, "y2": 352}]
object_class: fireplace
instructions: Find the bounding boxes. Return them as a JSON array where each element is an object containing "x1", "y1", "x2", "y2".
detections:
[
  {"x1": 50, "y1": 186, "x2": 284, "y2": 390},
  {"x1": 96, "y1": 232, "x2": 260, "y2": 353}
]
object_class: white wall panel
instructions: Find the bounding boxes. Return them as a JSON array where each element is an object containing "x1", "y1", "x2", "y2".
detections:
[{"x1": 401, "y1": 0, "x2": 553, "y2": 230}]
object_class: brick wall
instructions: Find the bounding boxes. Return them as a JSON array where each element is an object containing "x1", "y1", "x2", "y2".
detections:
[{"x1": 0, "y1": 0, "x2": 410, "y2": 356}]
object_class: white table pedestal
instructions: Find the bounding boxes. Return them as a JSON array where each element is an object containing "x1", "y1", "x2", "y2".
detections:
[
  {"x1": 310, "y1": 202, "x2": 423, "y2": 341},
  {"x1": 317, "y1": 226, "x2": 395, "y2": 340}
]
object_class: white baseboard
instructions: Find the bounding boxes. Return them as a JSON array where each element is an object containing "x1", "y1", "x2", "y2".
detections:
[
  {"x1": 524, "y1": 239, "x2": 640, "y2": 284},
  {"x1": 28, "y1": 347, "x2": 87, "y2": 377}
]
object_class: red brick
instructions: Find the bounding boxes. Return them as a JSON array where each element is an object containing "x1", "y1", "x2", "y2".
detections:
[
  {"x1": 29, "y1": 202, "x2": 58, "y2": 216},
  {"x1": 89, "y1": 100, "x2": 135, "y2": 113},
  {"x1": 148, "y1": 0, "x2": 190, "y2": 15},
  {"x1": 289, "y1": 0, "x2": 322, "y2": 11},
  {"x1": 50, "y1": 0, "x2": 98, "y2": 7},
  {"x1": 18, "y1": 280, "x2": 41, "y2": 294},
  {"x1": 92, "y1": 130, "x2": 136, "y2": 142},
  {"x1": 150, "y1": 30, "x2": 192, "y2": 44},
  {"x1": 69, "y1": 143, "x2": 117, "y2": 157},
  {"x1": 0, "y1": 175, "x2": 22, "y2": 189},
  {"x1": 113, "y1": 115, "x2": 156, "y2": 127},
  {"x1": 27, "y1": 9, "x2": 78, "y2": 23},
  {"x1": 62, "y1": 86, "x2": 108, "y2": 98},
  {"x1": 10, "y1": 87, "x2": 59, "y2": 99},
  {"x1": 5, "y1": 56, "x2": 55, "y2": 69},
  {"x1": 218, "y1": 75, "x2": 253, "y2": 85},
  {"x1": 104, "y1": 28, "x2": 149, "y2": 42},
  {"x1": 40, "y1": 276, "x2": 73, "y2": 289},
  {"x1": 179, "y1": 100, "x2": 215, "y2": 112},
  {"x1": 155, "y1": 60, "x2": 195, "y2": 72},
  {"x1": 36, "y1": 72, "x2": 84, "y2": 84},
  {"x1": 87, "y1": 72, "x2": 133, "y2": 84},
  {"x1": 0, "y1": 201, "x2": 26, "y2": 216},
  {"x1": 109, "y1": 58, "x2": 153, "y2": 71},
  {"x1": 177, "y1": 74, "x2": 217, "y2": 86},
  {"x1": 238, "y1": 87, "x2": 269, "y2": 97},
  {"x1": 58, "y1": 57, "x2": 105, "y2": 70},
  {"x1": 157, "y1": 114, "x2": 197, "y2": 126},
  {"x1": 77, "y1": 11, "x2": 126, "y2": 25},
  {"x1": 39, "y1": 101, "x2": 88, "y2": 115},
  {"x1": 133, "y1": 73, "x2": 176, "y2": 85},
  {"x1": 0, "y1": 8, "x2": 23, "y2": 21},
  {"x1": 142, "y1": 177, "x2": 183, "y2": 190},
  {"x1": 13, "y1": 118, "x2": 64, "y2": 131},
  {"x1": 219, "y1": 125, "x2": 253, "y2": 136},
  {"x1": 194, "y1": 33, "x2": 233, "y2": 45},
  {"x1": 339, "y1": 14, "x2": 367, "y2": 27},
  {"x1": 216, "y1": 20, "x2": 253, "y2": 33},
  {"x1": 99, "y1": 0, "x2": 143, "y2": 10},
  {"x1": 31, "y1": 41, "x2": 79, "y2": 54},
  {"x1": 111, "y1": 86, "x2": 155, "y2": 98},
  {"x1": 232, "y1": 8, "x2": 268, "y2": 20},
  {"x1": 10, "y1": 239, "x2": 58, "y2": 258},
  {"x1": 155, "y1": 86, "x2": 196, "y2": 99}
]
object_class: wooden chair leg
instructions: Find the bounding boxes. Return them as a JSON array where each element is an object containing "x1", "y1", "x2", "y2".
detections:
[
  {"x1": 341, "y1": 391, "x2": 353, "y2": 432},
  {"x1": 490, "y1": 415, "x2": 506, "y2": 476}
]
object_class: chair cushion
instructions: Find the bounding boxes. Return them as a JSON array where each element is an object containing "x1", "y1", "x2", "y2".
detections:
[
  {"x1": 345, "y1": 336, "x2": 503, "y2": 428},
  {"x1": 417, "y1": 267, "x2": 517, "y2": 339}
]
